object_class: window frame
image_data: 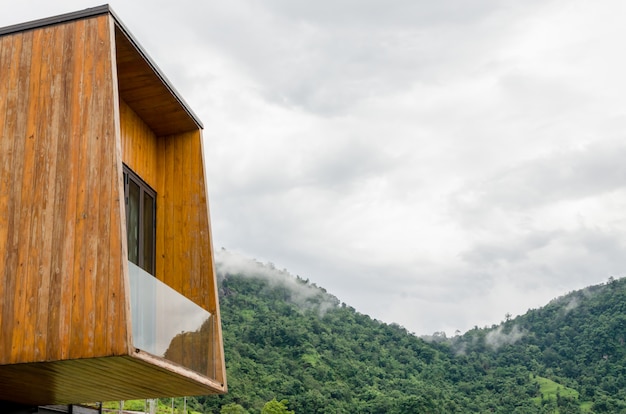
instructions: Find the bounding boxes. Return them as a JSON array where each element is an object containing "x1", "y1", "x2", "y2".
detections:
[{"x1": 123, "y1": 164, "x2": 157, "y2": 275}]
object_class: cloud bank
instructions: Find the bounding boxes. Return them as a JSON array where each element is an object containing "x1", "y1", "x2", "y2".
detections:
[{"x1": 2, "y1": 0, "x2": 626, "y2": 335}]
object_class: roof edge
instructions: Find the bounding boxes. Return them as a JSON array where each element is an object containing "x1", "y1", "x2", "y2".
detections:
[
  {"x1": 0, "y1": 4, "x2": 111, "y2": 36},
  {"x1": 0, "y1": 4, "x2": 204, "y2": 131},
  {"x1": 109, "y1": 8, "x2": 204, "y2": 130}
]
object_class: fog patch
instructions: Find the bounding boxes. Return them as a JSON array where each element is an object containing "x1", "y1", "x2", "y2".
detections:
[
  {"x1": 563, "y1": 296, "x2": 580, "y2": 314},
  {"x1": 551, "y1": 285, "x2": 602, "y2": 316},
  {"x1": 215, "y1": 248, "x2": 340, "y2": 315},
  {"x1": 420, "y1": 331, "x2": 449, "y2": 344},
  {"x1": 485, "y1": 325, "x2": 524, "y2": 350}
]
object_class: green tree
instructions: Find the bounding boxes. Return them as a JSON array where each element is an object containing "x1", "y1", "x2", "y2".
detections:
[
  {"x1": 221, "y1": 403, "x2": 249, "y2": 414},
  {"x1": 262, "y1": 398, "x2": 294, "y2": 414}
]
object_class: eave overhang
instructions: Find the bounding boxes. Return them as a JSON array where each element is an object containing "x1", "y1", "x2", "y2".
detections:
[{"x1": 0, "y1": 4, "x2": 204, "y2": 136}]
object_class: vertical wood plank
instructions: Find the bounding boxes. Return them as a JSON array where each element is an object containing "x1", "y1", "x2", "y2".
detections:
[
  {"x1": 106, "y1": 17, "x2": 129, "y2": 356},
  {"x1": 0, "y1": 33, "x2": 20, "y2": 362},
  {"x1": 33, "y1": 23, "x2": 67, "y2": 361},
  {"x1": 81, "y1": 14, "x2": 106, "y2": 356},
  {"x1": 57, "y1": 18, "x2": 86, "y2": 360},
  {"x1": 28, "y1": 24, "x2": 62, "y2": 362},
  {"x1": 69, "y1": 16, "x2": 93, "y2": 359},
  {"x1": 93, "y1": 14, "x2": 112, "y2": 356},
  {"x1": 9, "y1": 27, "x2": 42, "y2": 363},
  {"x1": 179, "y1": 133, "x2": 193, "y2": 298},
  {"x1": 46, "y1": 23, "x2": 77, "y2": 360},
  {"x1": 0, "y1": 34, "x2": 11, "y2": 360},
  {"x1": 1, "y1": 31, "x2": 33, "y2": 364},
  {"x1": 119, "y1": 99, "x2": 158, "y2": 189}
]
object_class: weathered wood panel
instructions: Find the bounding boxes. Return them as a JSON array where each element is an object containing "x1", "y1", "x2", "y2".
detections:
[
  {"x1": 32, "y1": 17, "x2": 64, "y2": 363},
  {"x1": 156, "y1": 130, "x2": 226, "y2": 386},
  {"x1": 0, "y1": 15, "x2": 129, "y2": 365},
  {"x1": 0, "y1": 29, "x2": 33, "y2": 365},
  {"x1": 46, "y1": 22, "x2": 79, "y2": 361},
  {"x1": 120, "y1": 102, "x2": 226, "y2": 386},
  {"x1": 156, "y1": 130, "x2": 210, "y2": 306},
  {"x1": 0, "y1": 31, "x2": 9, "y2": 353},
  {"x1": 119, "y1": 104, "x2": 217, "y2": 312},
  {"x1": 119, "y1": 99, "x2": 159, "y2": 189}
]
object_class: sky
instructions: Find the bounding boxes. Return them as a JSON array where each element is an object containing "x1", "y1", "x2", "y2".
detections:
[{"x1": 2, "y1": 0, "x2": 626, "y2": 336}]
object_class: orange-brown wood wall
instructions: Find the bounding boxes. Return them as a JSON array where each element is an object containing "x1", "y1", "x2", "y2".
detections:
[
  {"x1": 119, "y1": 100, "x2": 158, "y2": 189},
  {"x1": 0, "y1": 10, "x2": 225, "y2": 391},
  {"x1": 119, "y1": 98, "x2": 225, "y2": 385},
  {"x1": 119, "y1": 101, "x2": 218, "y2": 313},
  {"x1": 157, "y1": 129, "x2": 225, "y2": 387},
  {"x1": 0, "y1": 15, "x2": 130, "y2": 365}
]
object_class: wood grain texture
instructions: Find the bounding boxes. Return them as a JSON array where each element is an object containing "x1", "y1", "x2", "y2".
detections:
[
  {"x1": 46, "y1": 22, "x2": 77, "y2": 361},
  {"x1": 119, "y1": 99, "x2": 158, "y2": 189},
  {"x1": 119, "y1": 81, "x2": 226, "y2": 386},
  {"x1": 0, "y1": 15, "x2": 129, "y2": 365},
  {"x1": 156, "y1": 129, "x2": 227, "y2": 387},
  {"x1": 156, "y1": 130, "x2": 213, "y2": 307}
]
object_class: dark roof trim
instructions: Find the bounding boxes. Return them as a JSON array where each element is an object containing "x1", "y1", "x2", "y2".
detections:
[
  {"x1": 0, "y1": 4, "x2": 204, "y2": 130},
  {"x1": 0, "y1": 5, "x2": 111, "y2": 36}
]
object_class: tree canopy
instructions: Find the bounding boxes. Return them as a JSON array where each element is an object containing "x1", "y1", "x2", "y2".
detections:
[{"x1": 182, "y1": 261, "x2": 626, "y2": 413}]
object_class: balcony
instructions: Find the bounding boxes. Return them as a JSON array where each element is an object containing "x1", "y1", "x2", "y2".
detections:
[{"x1": 128, "y1": 262, "x2": 217, "y2": 379}]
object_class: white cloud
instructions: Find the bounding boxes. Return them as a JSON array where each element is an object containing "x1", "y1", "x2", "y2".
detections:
[
  {"x1": 485, "y1": 325, "x2": 525, "y2": 350},
  {"x1": 215, "y1": 249, "x2": 339, "y2": 315}
]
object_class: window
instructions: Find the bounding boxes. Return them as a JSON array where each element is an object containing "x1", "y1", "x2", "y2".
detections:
[{"x1": 123, "y1": 164, "x2": 156, "y2": 275}]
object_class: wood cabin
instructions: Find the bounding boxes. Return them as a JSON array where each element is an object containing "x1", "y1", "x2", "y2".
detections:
[{"x1": 0, "y1": 5, "x2": 227, "y2": 408}]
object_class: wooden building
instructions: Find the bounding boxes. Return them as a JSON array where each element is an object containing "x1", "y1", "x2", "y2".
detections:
[{"x1": 0, "y1": 5, "x2": 227, "y2": 407}]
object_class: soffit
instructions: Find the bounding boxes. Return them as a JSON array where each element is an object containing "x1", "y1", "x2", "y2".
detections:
[
  {"x1": 113, "y1": 22, "x2": 203, "y2": 136},
  {"x1": 0, "y1": 4, "x2": 204, "y2": 137}
]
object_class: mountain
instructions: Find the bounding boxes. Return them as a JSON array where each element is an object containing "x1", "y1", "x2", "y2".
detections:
[{"x1": 189, "y1": 251, "x2": 626, "y2": 413}]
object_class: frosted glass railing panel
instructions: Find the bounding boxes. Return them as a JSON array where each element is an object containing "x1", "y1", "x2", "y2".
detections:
[{"x1": 129, "y1": 262, "x2": 214, "y2": 377}]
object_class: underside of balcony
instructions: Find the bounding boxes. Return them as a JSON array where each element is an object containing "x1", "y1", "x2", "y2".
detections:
[{"x1": 0, "y1": 352, "x2": 225, "y2": 406}]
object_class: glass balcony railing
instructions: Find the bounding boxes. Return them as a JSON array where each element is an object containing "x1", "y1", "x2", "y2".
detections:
[{"x1": 128, "y1": 261, "x2": 215, "y2": 378}]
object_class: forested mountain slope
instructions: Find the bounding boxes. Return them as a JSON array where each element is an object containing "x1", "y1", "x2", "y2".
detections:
[
  {"x1": 191, "y1": 252, "x2": 626, "y2": 413},
  {"x1": 452, "y1": 276, "x2": 626, "y2": 412}
]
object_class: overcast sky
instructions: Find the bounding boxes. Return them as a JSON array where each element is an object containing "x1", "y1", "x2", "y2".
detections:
[{"x1": 3, "y1": 0, "x2": 626, "y2": 335}]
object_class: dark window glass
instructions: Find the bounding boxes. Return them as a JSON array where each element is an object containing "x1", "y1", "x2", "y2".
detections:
[
  {"x1": 128, "y1": 179, "x2": 140, "y2": 265},
  {"x1": 143, "y1": 193, "x2": 155, "y2": 274},
  {"x1": 123, "y1": 165, "x2": 156, "y2": 275}
]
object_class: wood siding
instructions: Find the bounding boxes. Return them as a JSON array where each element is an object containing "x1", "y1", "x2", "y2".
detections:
[
  {"x1": 157, "y1": 129, "x2": 226, "y2": 385},
  {"x1": 0, "y1": 7, "x2": 226, "y2": 403},
  {"x1": 120, "y1": 97, "x2": 226, "y2": 387},
  {"x1": 119, "y1": 99, "x2": 158, "y2": 189},
  {"x1": 0, "y1": 15, "x2": 129, "y2": 365}
]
